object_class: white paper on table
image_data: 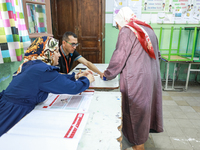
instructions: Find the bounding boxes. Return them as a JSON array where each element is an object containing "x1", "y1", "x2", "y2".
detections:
[
  {"x1": 90, "y1": 75, "x2": 119, "y2": 88},
  {"x1": 7, "y1": 110, "x2": 89, "y2": 141},
  {"x1": 73, "y1": 63, "x2": 107, "y2": 74},
  {"x1": 0, "y1": 134, "x2": 78, "y2": 150},
  {"x1": 35, "y1": 92, "x2": 94, "y2": 112},
  {"x1": 71, "y1": 64, "x2": 119, "y2": 89}
]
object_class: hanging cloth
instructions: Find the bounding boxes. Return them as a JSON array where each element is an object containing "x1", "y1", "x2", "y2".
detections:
[{"x1": 0, "y1": 0, "x2": 31, "y2": 63}]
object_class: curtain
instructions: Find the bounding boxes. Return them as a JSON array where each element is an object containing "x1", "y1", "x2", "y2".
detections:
[{"x1": 0, "y1": 0, "x2": 31, "y2": 64}]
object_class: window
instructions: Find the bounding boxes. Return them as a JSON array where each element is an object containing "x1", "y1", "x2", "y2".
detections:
[{"x1": 22, "y1": 0, "x2": 52, "y2": 38}]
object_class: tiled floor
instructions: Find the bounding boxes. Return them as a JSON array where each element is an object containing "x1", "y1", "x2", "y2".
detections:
[{"x1": 126, "y1": 84, "x2": 200, "y2": 150}]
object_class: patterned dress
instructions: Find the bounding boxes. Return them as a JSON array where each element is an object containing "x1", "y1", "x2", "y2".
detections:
[{"x1": 104, "y1": 25, "x2": 163, "y2": 146}]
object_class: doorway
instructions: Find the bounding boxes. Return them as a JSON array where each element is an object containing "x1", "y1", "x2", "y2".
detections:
[{"x1": 51, "y1": 0, "x2": 105, "y2": 68}]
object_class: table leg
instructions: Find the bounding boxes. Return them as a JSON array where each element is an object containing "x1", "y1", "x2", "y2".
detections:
[
  {"x1": 172, "y1": 63, "x2": 176, "y2": 89},
  {"x1": 185, "y1": 63, "x2": 191, "y2": 91},
  {"x1": 165, "y1": 62, "x2": 169, "y2": 90}
]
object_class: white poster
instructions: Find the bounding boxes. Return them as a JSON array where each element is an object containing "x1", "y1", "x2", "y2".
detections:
[
  {"x1": 144, "y1": 0, "x2": 163, "y2": 11},
  {"x1": 114, "y1": 0, "x2": 200, "y2": 24},
  {"x1": 113, "y1": 0, "x2": 142, "y2": 26}
]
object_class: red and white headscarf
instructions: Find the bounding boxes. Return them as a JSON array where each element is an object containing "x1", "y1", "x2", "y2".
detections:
[{"x1": 114, "y1": 7, "x2": 156, "y2": 59}]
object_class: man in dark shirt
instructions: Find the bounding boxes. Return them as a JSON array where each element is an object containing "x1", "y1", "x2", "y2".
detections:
[{"x1": 59, "y1": 32, "x2": 103, "y2": 78}]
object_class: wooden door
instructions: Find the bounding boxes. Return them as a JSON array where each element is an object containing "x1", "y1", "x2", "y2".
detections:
[
  {"x1": 51, "y1": 0, "x2": 105, "y2": 65},
  {"x1": 51, "y1": 0, "x2": 77, "y2": 45}
]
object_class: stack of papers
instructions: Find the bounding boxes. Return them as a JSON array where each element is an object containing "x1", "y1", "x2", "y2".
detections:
[
  {"x1": 0, "y1": 91, "x2": 94, "y2": 150},
  {"x1": 0, "y1": 110, "x2": 89, "y2": 150}
]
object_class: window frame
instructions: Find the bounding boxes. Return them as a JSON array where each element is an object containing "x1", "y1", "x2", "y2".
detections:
[{"x1": 22, "y1": 0, "x2": 53, "y2": 38}]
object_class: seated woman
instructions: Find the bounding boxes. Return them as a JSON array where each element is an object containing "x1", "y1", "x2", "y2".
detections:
[{"x1": 0, "y1": 36, "x2": 94, "y2": 136}]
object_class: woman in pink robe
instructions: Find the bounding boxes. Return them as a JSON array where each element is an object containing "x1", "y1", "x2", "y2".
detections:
[{"x1": 103, "y1": 7, "x2": 163, "y2": 150}]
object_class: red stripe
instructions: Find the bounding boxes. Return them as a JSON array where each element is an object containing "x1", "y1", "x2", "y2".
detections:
[
  {"x1": 84, "y1": 90, "x2": 94, "y2": 92},
  {"x1": 60, "y1": 46, "x2": 71, "y2": 73},
  {"x1": 64, "y1": 113, "x2": 84, "y2": 138},
  {"x1": 49, "y1": 95, "x2": 59, "y2": 106}
]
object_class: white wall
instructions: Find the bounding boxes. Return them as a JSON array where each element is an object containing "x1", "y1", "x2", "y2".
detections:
[
  {"x1": 105, "y1": 0, "x2": 198, "y2": 24},
  {"x1": 105, "y1": 0, "x2": 114, "y2": 23}
]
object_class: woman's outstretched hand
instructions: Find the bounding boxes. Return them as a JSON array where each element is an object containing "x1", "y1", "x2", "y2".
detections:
[
  {"x1": 80, "y1": 70, "x2": 93, "y2": 77},
  {"x1": 99, "y1": 72, "x2": 104, "y2": 79},
  {"x1": 76, "y1": 70, "x2": 95, "y2": 83},
  {"x1": 86, "y1": 73, "x2": 95, "y2": 83}
]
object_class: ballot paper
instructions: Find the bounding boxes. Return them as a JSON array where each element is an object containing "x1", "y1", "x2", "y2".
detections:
[
  {"x1": 35, "y1": 90, "x2": 94, "y2": 112},
  {"x1": 4, "y1": 110, "x2": 89, "y2": 150},
  {"x1": 90, "y1": 75, "x2": 119, "y2": 88}
]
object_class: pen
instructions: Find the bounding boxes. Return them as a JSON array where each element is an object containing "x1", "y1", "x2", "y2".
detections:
[{"x1": 61, "y1": 99, "x2": 67, "y2": 103}]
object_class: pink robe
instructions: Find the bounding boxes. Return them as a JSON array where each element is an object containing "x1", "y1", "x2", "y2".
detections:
[{"x1": 104, "y1": 26, "x2": 163, "y2": 145}]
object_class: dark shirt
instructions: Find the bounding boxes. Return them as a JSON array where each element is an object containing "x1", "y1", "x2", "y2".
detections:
[{"x1": 59, "y1": 45, "x2": 82, "y2": 73}]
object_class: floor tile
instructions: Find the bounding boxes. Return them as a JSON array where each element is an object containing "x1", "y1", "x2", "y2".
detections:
[
  {"x1": 191, "y1": 106, "x2": 200, "y2": 112},
  {"x1": 145, "y1": 148, "x2": 175, "y2": 150},
  {"x1": 162, "y1": 96, "x2": 173, "y2": 100},
  {"x1": 144, "y1": 135, "x2": 155, "y2": 149},
  {"x1": 191, "y1": 93, "x2": 200, "y2": 97},
  {"x1": 190, "y1": 119, "x2": 200, "y2": 128},
  {"x1": 162, "y1": 92, "x2": 170, "y2": 96},
  {"x1": 165, "y1": 105, "x2": 183, "y2": 112},
  {"x1": 180, "y1": 127, "x2": 200, "y2": 138},
  {"x1": 166, "y1": 92, "x2": 179, "y2": 96},
  {"x1": 170, "y1": 93, "x2": 192, "y2": 97},
  {"x1": 165, "y1": 126, "x2": 184, "y2": 137},
  {"x1": 163, "y1": 101, "x2": 178, "y2": 106},
  {"x1": 170, "y1": 111, "x2": 187, "y2": 119},
  {"x1": 186, "y1": 100, "x2": 200, "y2": 106},
  {"x1": 184, "y1": 112, "x2": 200, "y2": 120},
  {"x1": 171, "y1": 96, "x2": 183, "y2": 101},
  {"x1": 170, "y1": 136, "x2": 193, "y2": 149},
  {"x1": 188, "y1": 137, "x2": 200, "y2": 150},
  {"x1": 178, "y1": 93, "x2": 193, "y2": 97},
  {"x1": 163, "y1": 111, "x2": 174, "y2": 119},
  {"x1": 151, "y1": 135, "x2": 174, "y2": 149},
  {"x1": 164, "y1": 119, "x2": 179, "y2": 127},
  {"x1": 175, "y1": 119, "x2": 195, "y2": 128},
  {"x1": 194, "y1": 97, "x2": 200, "y2": 100},
  {"x1": 179, "y1": 106, "x2": 196, "y2": 112},
  {"x1": 182, "y1": 96, "x2": 196, "y2": 101},
  {"x1": 162, "y1": 105, "x2": 170, "y2": 112},
  {"x1": 175, "y1": 101, "x2": 189, "y2": 106}
]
